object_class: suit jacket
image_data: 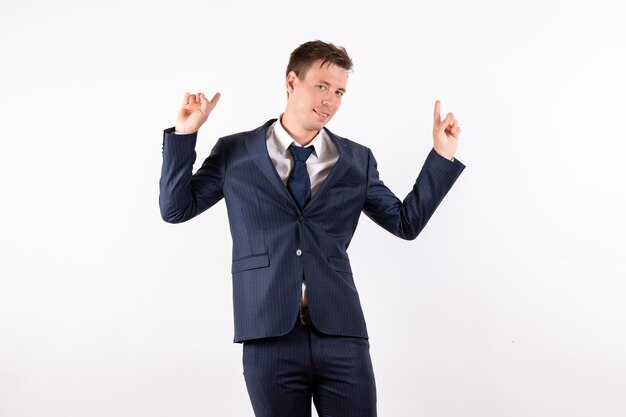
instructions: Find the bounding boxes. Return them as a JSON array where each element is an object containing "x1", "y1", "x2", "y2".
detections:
[{"x1": 159, "y1": 119, "x2": 465, "y2": 342}]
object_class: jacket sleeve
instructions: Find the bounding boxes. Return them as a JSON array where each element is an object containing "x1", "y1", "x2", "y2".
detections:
[
  {"x1": 159, "y1": 127, "x2": 225, "y2": 223},
  {"x1": 362, "y1": 148, "x2": 465, "y2": 240}
]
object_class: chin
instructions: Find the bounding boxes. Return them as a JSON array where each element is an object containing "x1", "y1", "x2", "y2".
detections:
[
  {"x1": 316, "y1": 117, "x2": 332, "y2": 128},
  {"x1": 306, "y1": 121, "x2": 326, "y2": 132}
]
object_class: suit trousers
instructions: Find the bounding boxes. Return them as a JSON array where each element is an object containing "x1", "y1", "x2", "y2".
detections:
[{"x1": 242, "y1": 322, "x2": 377, "y2": 417}]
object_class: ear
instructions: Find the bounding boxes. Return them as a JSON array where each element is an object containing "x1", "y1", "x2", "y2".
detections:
[{"x1": 286, "y1": 71, "x2": 298, "y2": 94}]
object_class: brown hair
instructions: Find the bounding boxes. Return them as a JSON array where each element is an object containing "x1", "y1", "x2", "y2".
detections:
[{"x1": 286, "y1": 40, "x2": 353, "y2": 80}]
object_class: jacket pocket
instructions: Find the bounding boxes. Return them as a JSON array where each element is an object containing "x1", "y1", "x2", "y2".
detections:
[
  {"x1": 232, "y1": 253, "x2": 270, "y2": 273},
  {"x1": 327, "y1": 256, "x2": 352, "y2": 274}
]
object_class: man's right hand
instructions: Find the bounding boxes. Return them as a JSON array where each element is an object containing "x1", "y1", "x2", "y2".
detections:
[{"x1": 175, "y1": 92, "x2": 221, "y2": 134}]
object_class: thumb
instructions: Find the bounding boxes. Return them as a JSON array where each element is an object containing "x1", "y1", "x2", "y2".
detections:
[{"x1": 201, "y1": 92, "x2": 221, "y2": 113}]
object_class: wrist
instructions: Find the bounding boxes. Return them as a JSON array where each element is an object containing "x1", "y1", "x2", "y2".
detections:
[{"x1": 434, "y1": 148, "x2": 454, "y2": 161}]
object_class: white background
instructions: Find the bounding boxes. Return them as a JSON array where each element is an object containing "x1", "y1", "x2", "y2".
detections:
[{"x1": 1, "y1": 0, "x2": 625, "y2": 416}]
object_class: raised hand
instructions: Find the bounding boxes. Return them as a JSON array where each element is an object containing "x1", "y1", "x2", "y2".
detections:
[
  {"x1": 175, "y1": 92, "x2": 221, "y2": 134},
  {"x1": 432, "y1": 100, "x2": 461, "y2": 160}
]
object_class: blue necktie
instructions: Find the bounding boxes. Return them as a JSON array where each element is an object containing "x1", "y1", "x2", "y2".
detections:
[{"x1": 288, "y1": 144, "x2": 314, "y2": 210}]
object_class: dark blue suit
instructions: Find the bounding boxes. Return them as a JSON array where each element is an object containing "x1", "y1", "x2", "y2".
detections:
[{"x1": 159, "y1": 119, "x2": 465, "y2": 415}]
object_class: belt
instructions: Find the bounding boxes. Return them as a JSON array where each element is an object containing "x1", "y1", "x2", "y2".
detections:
[{"x1": 297, "y1": 306, "x2": 312, "y2": 326}]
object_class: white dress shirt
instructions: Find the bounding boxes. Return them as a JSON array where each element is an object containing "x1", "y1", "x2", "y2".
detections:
[{"x1": 266, "y1": 116, "x2": 339, "y2": 197}]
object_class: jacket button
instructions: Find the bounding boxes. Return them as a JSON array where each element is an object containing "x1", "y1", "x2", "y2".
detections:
[
  {"x1": 298, "y1": 215, "x2": 305, "y2": 223},
  {"x1": 296, "y1": 249, "x2": 302, "y2": 256}
]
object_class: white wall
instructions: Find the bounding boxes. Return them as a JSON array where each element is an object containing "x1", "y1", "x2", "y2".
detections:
[{"x1": 1, "y1": 0, "x2": 625, "y2": 416}]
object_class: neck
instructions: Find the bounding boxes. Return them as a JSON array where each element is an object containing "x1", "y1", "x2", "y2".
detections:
[{"x1": 280, "y1": 112, "x2": 318, "y2": 146}]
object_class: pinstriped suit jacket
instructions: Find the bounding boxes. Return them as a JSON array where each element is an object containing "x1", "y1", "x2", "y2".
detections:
[{"x1": 159, "y1": 119, "x2": 465, "y2": 342}]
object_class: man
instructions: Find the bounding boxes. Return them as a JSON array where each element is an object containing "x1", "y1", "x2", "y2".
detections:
[{"x1": 159, "y1": 40, "x2": 465, "y2": 417}]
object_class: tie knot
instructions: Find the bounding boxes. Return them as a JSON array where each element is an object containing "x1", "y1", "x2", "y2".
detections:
[{"x1": 289, "y1": 144, "x2": 314, "y2": 162}]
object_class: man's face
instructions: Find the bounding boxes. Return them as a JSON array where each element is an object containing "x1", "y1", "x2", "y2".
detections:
[{"x1": 285, "y1": 60, "x2": 348, "y2": 134}]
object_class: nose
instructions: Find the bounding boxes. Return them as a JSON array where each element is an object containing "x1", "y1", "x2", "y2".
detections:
[{"x1": 322, "y1": 94, "x2": 334, "y2": 107}]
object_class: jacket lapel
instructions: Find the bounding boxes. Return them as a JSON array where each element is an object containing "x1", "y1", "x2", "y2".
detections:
[
  {"x1": 304, "y1": 127, "x2": 351, "y2": 210},
  {"x1": 244, "y1": 120, "x2": 298, "y2": 209}
]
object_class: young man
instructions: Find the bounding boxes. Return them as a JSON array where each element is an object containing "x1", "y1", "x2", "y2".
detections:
[{"x1": 160, "y1": 40, "x2": 465, "y2": 417}]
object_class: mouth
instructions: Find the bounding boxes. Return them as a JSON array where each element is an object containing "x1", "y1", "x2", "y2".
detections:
[{"x1": 313, "y1": 109, "x2": 330, "y2": 119}]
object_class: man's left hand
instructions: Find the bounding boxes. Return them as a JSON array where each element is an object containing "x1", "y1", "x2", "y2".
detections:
[{"x1": 432, "y1": 100, "x2": 461, "y2": 160}]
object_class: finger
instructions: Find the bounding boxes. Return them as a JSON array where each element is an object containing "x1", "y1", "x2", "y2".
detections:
[
  {"x1": 443, "y1": 113, "x2": 455, "y2": 128},
  {"x1": 434, "y1": 100, "x2": 441, "y2": 123},
  {"x1": 448, "y1": 119, "x2": 455, "y2": 131},
  {"x1": 448, "y1": 124, "x2": 460, "y2": 138},
  {"x1": 208, "y1": 92, "x2": 221, "y2": 110},
  {"x1": 199, "y1": 93, "x2": 207, "y2": 111},
  {"x1": 201, "y1": 92, "x2": 221, "y2": 113},
  {"x1": 183, "y1": 92, "x2": 190, "y2": 105},
  {"x1": 189, "y1": 94, "x2": 196, "y2": 103}
]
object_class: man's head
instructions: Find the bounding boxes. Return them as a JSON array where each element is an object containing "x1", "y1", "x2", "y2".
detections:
[{"x1": 282, "y1": 41, "x2": 353, "y2": 141}]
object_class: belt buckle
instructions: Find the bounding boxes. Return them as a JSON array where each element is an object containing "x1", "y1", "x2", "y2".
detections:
[{"x1": 298, "y1": 306, "x2": 310, "y2": 326}]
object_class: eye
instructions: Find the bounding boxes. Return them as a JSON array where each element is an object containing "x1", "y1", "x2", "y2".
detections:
[
  {"x1": 336, "y1": 91, "x2": 344, "y2": 97},
  {"x1": 316, "y1": 85, "x2": 327, "y2": 92}
]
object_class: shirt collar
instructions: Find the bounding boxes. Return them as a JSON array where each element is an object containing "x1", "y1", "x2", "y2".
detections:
[{"x1": 273, "y1": 115, "x2": 326, "y2": 159}]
